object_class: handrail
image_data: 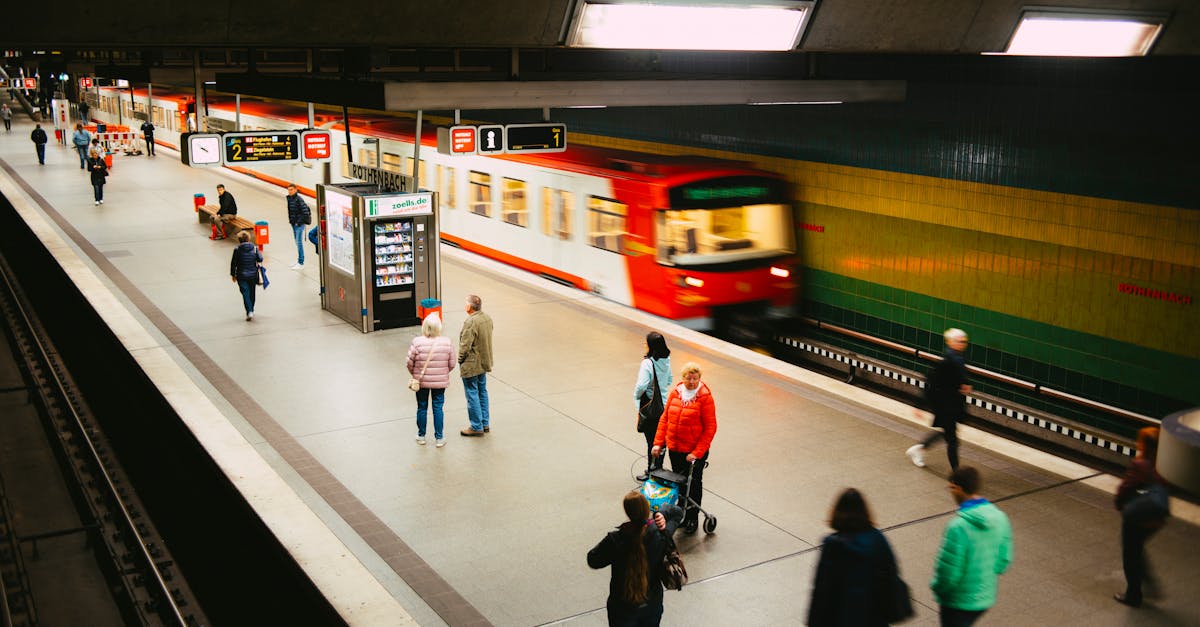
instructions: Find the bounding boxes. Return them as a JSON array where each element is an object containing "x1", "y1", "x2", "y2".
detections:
[{"x1": 800, "y1": 318, "x2": 1158, "y2": 426}]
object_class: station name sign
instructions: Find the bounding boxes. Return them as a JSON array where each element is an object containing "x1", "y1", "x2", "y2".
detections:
[
  {"x1": 181, "y1": 130, "x2": 333, "y2": 168},
  {"x1": 347, "y1": 163, "x2": 414, "y2": 193},
  {"x1": 437, "y1": 122, "x2": 566, "y2": 156},
  {"x1": 0, "y1": 77, "x2": 37, "y2": 89}
]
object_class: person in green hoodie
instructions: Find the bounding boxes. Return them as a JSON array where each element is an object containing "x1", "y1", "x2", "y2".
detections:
[{"x1": 931, "y1": 466, "x2": 1013, "y2": 626}]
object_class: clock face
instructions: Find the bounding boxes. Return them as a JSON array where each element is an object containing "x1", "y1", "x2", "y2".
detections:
[{"x1": 188, "y1": 134, "x2": 222, "y2": 166}]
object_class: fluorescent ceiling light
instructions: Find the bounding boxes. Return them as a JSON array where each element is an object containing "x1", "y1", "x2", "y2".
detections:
[
  {"x1": 999, "y1": 11, "x2": 1164, "y2": 57},
  {"x1": 569, "y1": 1, "x2": 813, "y2": 51},
  {"x1": 749, "y1": 100, "x2": 842, "y2": 105}
]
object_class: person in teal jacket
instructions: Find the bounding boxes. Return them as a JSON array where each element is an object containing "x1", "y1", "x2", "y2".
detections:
[{"x1": 931, "y1": 466, "x2": 1013, "y2": 627}]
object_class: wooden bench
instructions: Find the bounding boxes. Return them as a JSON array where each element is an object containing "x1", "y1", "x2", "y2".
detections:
[{"x1": 195, "y1": 204, "x2": 255, "y2": 240}]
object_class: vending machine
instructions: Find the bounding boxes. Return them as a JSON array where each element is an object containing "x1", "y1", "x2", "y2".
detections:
[{"x1": 317, "y1": 183, "x2": 440, "y2": 332}]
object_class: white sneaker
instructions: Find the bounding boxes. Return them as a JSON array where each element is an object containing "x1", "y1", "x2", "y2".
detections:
[
  {"x1": 245, "y1": 313, "x2": 251, "y2": 321},
  {"x1": 248, "y1": 311, "x2": 254, "y2": 320},
  {"x1": 289, "y1": 263, "x2": 302, "y2": 270},
  {"x1": 906, "y1": 444, "x2": 926, "y2": 468},
  {"x1": 416, "y1": 436, "x2": 426, "y2": 445},
  {"x1": 94, "y1": 201, "x2": 99, "y2": 205},
  {"x1": 435, "y1": 439, "x2": 445, "y2": 448},
  {"x1": 99, "y1": 200, "x2": 104, "y2": 204}
]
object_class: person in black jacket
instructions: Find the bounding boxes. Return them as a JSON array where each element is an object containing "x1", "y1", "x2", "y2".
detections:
[
  {"x1": 807, "y1": 488, "x2": 904, "y2": 627},
  {"x1": 30, "y1": 124, "x2": 48, "y2": 164},
  {"x1": 212, "y1": 184, "x2": 238, "y2": 240},
  {"x1": 230, "y1": 231, "x2": 263, "y2": 321},
  {"x1": 285, "y1": 183, "x2": 311, "y2": 269},
  {"x1": 140, "y1": 120, "x2": 156, "y2": 156},
  {"x1": 89, "y1": 160, "x2": 108, "y2": 205},
  {"x1": 588, "y1": 492, "x2": 684, "y2": 627},
  {"x1": 907, "y1": 328, "x2": 972, "y2": 469}
]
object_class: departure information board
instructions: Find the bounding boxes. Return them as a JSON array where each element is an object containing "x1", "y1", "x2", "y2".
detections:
[{"x1": 223, "y1": 131, "x2": 301, "y2": 164}]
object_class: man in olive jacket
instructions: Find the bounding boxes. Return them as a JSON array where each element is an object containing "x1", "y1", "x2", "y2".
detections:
[
  {"x1": 931, "y1": 466, "x2": 1013, "y2": 626},
  {"x1": 459, "y1": 294, "x2": 494, "y2": 436}
]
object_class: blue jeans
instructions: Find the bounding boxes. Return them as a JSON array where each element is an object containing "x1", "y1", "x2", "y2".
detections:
[
  {"x1": 236, "y1": 277, "x2": 257, "y2": 314},
  {"x1": 76, "y1": 145, "x2": 88, "y2": 168},
  {"x1": 416, "y1": 387, "x2": 445, "y2": 439},
  {"x1": 93, "y1": 184, "x2": 104, "y2": 202},
  {"x1": 292, "y1": 224, "x2": 305, "y2": 265},
  {"x1": 463, "y1": 374, "x2": 490, "y2": 431}
]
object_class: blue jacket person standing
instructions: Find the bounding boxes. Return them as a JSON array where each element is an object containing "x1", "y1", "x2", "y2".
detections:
[
  {"x1": 71, "y1": 123, "x2": 92, "y2": 169},
  {"x1": 230, "y1": 231, "x2": 263, "y2": 321},
  {"x1": 285, "y1": 183, "x2": 311, "y2": 269}
]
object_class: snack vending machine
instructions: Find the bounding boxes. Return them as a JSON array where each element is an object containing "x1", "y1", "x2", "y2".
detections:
[{"x1": 318, "y1": 183, "x2": 440, "y2": 332}]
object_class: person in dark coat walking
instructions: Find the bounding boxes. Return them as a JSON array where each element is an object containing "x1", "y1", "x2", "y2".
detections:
[
  {"x1": 229, "y1": 231, "x2": 263, "y2": 321},
  {"x1": 588, "y1": 491, "x2": 684, "y2": 627},
  {"x1": 140, "y1": 120, "x2": 156, "y2": 155},
  {"x1": 31, "y1": 124, "x2": 48, "y2": 164},
  {"x1": 907, "y1": 328, "x2": 972, "y2": 469},
  {"x1": 1113, "y1": 426, "x2": 1168, "y2": 608},
  {"x1": 89, "y1": 160, "x2": 108, "y2": 205},
  {"x1": 807, "y1": 488, "x2": 904, "y2": 627},
  {"x1": 285, "y1": 183, "x2": 311, "y2": 269}
]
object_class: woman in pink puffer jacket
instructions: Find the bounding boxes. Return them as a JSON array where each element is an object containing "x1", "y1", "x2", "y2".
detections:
[{"x1": 407, "y1": 313, "x2": 456, "y2": 447}]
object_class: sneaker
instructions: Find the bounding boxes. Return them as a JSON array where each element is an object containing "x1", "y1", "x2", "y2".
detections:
[
  {"x1": 249, "y1": 311, "x2": 254, "y2": 320},
  {"x1": 99, "y1": 200, "x2": 104, "y2": 204},
  {"x1": 435, "y1": 439, "x2": 445, "y2": 448},
  {"x1": 95, "y1": 201, "x2": 100, "y2": 205},
  {"x1": 635, "y1": 473, "x2": 649, "y2": 482},
  {"x1": 289, "y1": 263, "x2": 301, "y2": 270},
  {"x1": 416, "y1": 436, "x2": 427, "y2": 445},
  {"x1": 906, "y1": 444, "x2": 926, "y2": 468},
  {"x1": 245, "y1": 313, "x2": 252, "y2": 321}
]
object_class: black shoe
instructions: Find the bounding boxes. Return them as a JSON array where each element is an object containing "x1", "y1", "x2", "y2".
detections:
[
  {"x1": 682, "y1": 520, "x2": 699, "y2": 535},
  {"x1": 1113, "y1": 593, "x2": 1141, "y2": 608}
]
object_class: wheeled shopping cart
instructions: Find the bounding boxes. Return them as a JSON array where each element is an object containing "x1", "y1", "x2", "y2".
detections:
[{"x1": 640, "y1": 461, "x2": 717, "y2": 534}]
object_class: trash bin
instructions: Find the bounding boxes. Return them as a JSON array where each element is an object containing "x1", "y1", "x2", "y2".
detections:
[
  {"x1": 55, "y1": 128, "x2": 63, "y2": 142},
  {"x1": 255, "y1": 221, "x2": 270, "y2": 250},
  {"x1": 96, "y1": 122, "x2": 107, "y2": 133},
  {"x1": 419, "y1": 298, "x2": 442, "y2": 321},
  {"x1": 193, "y1": 193, "x2": 206, "y2": 212}
]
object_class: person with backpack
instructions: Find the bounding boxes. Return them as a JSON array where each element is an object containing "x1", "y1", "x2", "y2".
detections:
[
  {"x1": 633, "y1": 332, "x2": 672, "y2": 481},
  {"x1": 285, "y1": 183, "x2": 312, "y2": 269},
  {"x1": 588, "y1": 492, "x2": 684, "y2": 627}
]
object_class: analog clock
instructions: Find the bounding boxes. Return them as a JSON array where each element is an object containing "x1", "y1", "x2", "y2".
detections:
[{"x1": 186, "y1": 133, "x2": 223, "y2": 166}]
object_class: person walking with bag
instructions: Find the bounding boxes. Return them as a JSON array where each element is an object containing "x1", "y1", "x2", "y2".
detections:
[
  {"x1": 634, "y1": 332, "x2": 672, "y2": 481},
  {"x1": 808, "y1": 488, "x2": 911, "y2": 626},
  {"x1": 588, "y1": 491, "x2": 684, "y2": 627},
  {"x1": 229, "y1": 231, "x2": 263, "y2": 321},
  {"x1": 1113, "y1": 426, "x2": 1169, "y2": 608},
  {"x1": 406, "y1": 313, "x2": 456, "y2": 448},
  {"x1": 89, "y1": 160, "x2": 109, "y2": 205},
  {"x1": 285, "y1": 183, "x2": 311, "y2": 269},
  {"x1": 651, "y1": 362, "x2": 717, "y2": 535}
]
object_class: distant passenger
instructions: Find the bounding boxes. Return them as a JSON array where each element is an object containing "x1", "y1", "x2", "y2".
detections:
[
  {"x1": 30, "y1": 123, "x2": 48, "y2": 165},
  {"x1": 1113, "y1": 426, "x2": 1168, "y2": 608},
  {"x1": 140, "y1": 120, "x2": 155, "y2": 156},
  {"x1": 634, "y1": 331, "x2": 672, "y2": 482},
  {"x1": 1, "y1": 103, "x2": 11, "y2": 132},
  {"x1": 89, "y1": 160, "x2": 108, "y2": 205},
  {"x1": 71, "y1": 123, "x2": 92, "y2": 169},
  {"x1": 907, "y1": 328, "x2": 972, "y2": 470},
  {"x1": 79, "y1": 99, "x2": 89, "y2": 121},
  {"x1": 285, "y1": 184, "x2": 312, "y2": 269},
  {"x1": 87, "y1": 137, "x2": 104, "y2": 167},
  {"x1": 807, "y1": 488, "x2": 909, "y2": 626},
  {"x1": 458, "y1": 294, "x2": 494, "y2": 436},
  {"x1": 651, "y1": 362, "x2": 717, "y2": 535},
  {"x1": 931, "y1": 466, "x2": 1012, "y2": 626},
  {"x1": 186, "y1": 114, "x2": 196, "y2": 133},
  {"x1": 211, "y1": 184, "x2": 238, "y2": 240},
  {"x1": 587, "y1": 491, "x2": 684, "y2": 627},
  {"x1": 229, "y1": 231, "x2": 263, "y2": 321},
  {"x1": 407, "y1": 313, "x2": 456, "y2": 448}
]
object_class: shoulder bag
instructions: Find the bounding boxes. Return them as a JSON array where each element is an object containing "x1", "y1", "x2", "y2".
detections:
[
  {"x1": 660, "y1": 531, "x2": 687, "y2": 590},
  {"x1": 877, "y1": 547, "x2": 914, "y2": 623},
  {"x1": 637, "y1": 361, "x2": 664, "y2": 433},
  {"x1": 1121, "y1": 482, "x2": 1170, "y2": 524},
  {"x1": 408, "y1": 343, "x2": 434, "y2": 392}
]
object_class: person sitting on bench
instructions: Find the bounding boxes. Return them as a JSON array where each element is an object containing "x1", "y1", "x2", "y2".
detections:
[{"x1": 211, "y1": 184, "x2": 238, "y2": 240}]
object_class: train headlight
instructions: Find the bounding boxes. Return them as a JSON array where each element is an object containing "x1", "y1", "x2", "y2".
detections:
[
  {"x1": 683, "y1": 276, "x2": 705, "y2": 288},
  {"x1": 770, "y1": 266, "x2": 790, "y2": 278}
]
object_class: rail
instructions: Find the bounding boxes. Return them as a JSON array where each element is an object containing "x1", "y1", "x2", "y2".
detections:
[
  {"x1": 0, "y1": 257, "x2": 191, "y2": 626},
  {"x1": 798, "y1": 317, "x2": 1159, "y2": 427}
]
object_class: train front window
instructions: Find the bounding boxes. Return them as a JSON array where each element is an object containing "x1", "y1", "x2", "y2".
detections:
[{"x1": 658, "y1": 176, "x2": 793, "y2": 266}]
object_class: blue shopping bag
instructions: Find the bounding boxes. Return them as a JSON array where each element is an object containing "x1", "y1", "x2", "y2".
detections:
[{"x1": 259, "y1": 265, "x2": 270, "y2": 289}]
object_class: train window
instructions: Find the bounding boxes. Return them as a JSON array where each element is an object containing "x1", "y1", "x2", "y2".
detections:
[
  {"x1": 502, "y1": 178, "x2": 528, "y2": 227},
  {"x1": 358, "y1": 148, "x2": 378, "y2": 168},
  {"x1": 542, "y1": 188, "x2": 573, "y2": 241},
  {"x1": 469, "y1": 171, "x2": 492, "y2": 217},
  {"x1": 384, "y1": 153, "x2": 403, "y2": 173},
  {"x1": 439, "y1": 166, "x2": 456, "y2": 210},
  {"x1": 657, "y1": 203, "x2": 794, "y2": 265},
  {"x1": 403, "y1": 157, "x2": 429, "y2": 188},
  {"x1": 588, "y1": 197, "x2": 627, "y2": 253}
]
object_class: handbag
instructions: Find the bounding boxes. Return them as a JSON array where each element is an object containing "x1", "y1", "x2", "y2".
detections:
[
  {"x1": 636, "y1": 361, "x2": 664, "y2": 433},
  {"x1": 1121, "y1": 482, "x2": 1170, "y2": 524},
  {"x1": 660, "y1": 531, "x2": 687, "y2": 590},
  {"x1": 408, "y1": 342, "x2": 434, "y2": 392},
  {"x1": 882, "y1": 572, "x2": 914, "y2": 623}
]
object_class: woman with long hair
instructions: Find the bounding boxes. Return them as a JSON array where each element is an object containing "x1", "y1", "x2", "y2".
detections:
[
  {"x1": 634, "y1": 331, "x2": 672, "y2": 481},
  {"x1": 588, "y1": 492, "x2": 684, "y2": 626},
  {"x1": 807, "y1": 488, "x2": 904, "y2": 626}
]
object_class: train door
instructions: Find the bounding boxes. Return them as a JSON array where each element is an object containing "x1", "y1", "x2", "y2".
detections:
[{"x1": 538, "y1": 173, "x2": 576, "y2": 273}]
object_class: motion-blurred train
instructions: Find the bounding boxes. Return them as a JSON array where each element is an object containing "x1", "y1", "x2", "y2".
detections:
[{"x1": 90, "y1": 86, "x2": 798, "y2": 332}]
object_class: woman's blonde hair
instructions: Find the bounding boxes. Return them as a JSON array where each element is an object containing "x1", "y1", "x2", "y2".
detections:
[
  {"x1": 236, "y1": 231, "x2": 251, "y2": 243},
  {"x1": 421, "y1": 312, "x2": 443, "y2": 337},
  {"x1": 680, "y1": 362, "x2": 702, "y2": 378}
]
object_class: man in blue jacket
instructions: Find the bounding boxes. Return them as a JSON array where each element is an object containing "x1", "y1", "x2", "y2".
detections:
[
  {"x1": 285, "y1": 184, "x2": 311, "y2": 269},
  {"x1": 931, "y1": 466, "x2": 1013, "y2": 626},
  {"x1": 71, "y1": 123, "x2": 92, "y2": 169}
]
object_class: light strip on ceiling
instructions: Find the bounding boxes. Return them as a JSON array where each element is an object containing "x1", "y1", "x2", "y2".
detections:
[
  {"x1": 997, "y1": 11, "x2": 1165, "y2": 57},
  {"x1": 569, "y1": 1, "x2": 814, "y2": 51}
]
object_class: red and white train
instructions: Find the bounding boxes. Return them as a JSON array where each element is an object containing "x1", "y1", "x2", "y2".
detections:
[{"x1": 91, "y1": 86, "x2": 798, "y2": 331}]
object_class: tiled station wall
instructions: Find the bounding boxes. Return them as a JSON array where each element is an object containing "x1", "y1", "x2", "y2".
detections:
[{"x1": 546, "y1": 57, "x2": 1199, "y2": 422}]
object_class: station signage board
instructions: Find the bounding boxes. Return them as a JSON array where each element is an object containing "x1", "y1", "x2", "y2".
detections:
[
  {"x1": 80, "y1": 77, "x2": 93, "y2": 88},
  {"x1": 301, "y1": 130, "x2": 333, "y2": 161},
  {"x1": 477, "y1": 125, "x2": 506, "y2": 154},
  {"x1": 436, "y1": 125, "x2": 477, "y2": 155},
  {"x1": 0, "y1": 78, "x2": 38, "y2": 89},
  {"x1": 506, "y1": 123, "x2": 567, "y2": 153},
  {"x1": 224, "y1": 131, "x2": 301, "y2": 164}
]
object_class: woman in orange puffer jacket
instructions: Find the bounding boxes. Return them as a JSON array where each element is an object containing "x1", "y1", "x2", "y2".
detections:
[{"x1": 652, "y1": 361, "x2": 717, "y2": 534}]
